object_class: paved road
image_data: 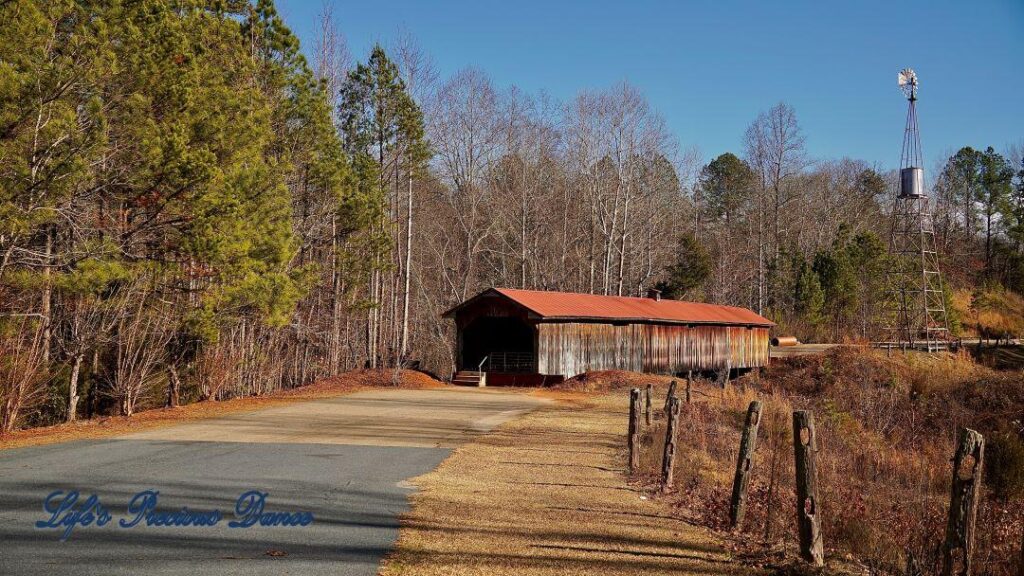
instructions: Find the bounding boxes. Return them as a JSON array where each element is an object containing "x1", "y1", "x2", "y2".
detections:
[{"x1": 0, "y1": 388, "x2": 546, "y2": 575}]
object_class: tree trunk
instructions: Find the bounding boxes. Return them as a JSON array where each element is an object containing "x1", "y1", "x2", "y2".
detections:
[
  {"x1": 67, "y1": 353, "x2": 83, "y2": 423},
  {"x1": 617, "y1": 194, "x2": 630, "y2": 296},
  {"x1": 400, "y1": 176, "x2": 413, "y2": 361},
  {"x1": 167, "y1": 363, "x2": 181, "y2": 408},
  {"x1": 41, "y1": 228, "x2": 52, "y2": 365}
]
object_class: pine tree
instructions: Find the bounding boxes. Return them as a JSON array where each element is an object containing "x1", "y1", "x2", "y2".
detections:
[
  {"x1": 339, "y1": 45, "x2": 428, "y2": 368},
  {"x1": 794, "y1": 258, "x2": 825, "y2": 334},
  {"x1": 977, "y1": 147, "x2": 1014, "y2": 275},
  {"x1": 655, "y1": 235, "x2": 712, "y2": 299},
  {"x1": 699, "y1": 153, "x2": 754, "y2": 227}
]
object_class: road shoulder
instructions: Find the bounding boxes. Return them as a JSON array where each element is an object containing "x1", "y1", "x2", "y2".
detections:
[
  {"x1": 382, "y1": 392, "x2": 754, "y2": 575},
  {"x1": 0, "y1": 369, "x2": 442, "y2": 452}
]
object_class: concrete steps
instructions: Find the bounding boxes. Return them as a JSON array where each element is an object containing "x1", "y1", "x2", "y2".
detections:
[{"x1": 452, "y1": 370, "x2": 486, "y2": 387}]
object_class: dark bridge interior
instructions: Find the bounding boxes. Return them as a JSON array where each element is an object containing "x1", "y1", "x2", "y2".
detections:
[{"x1": 460, "y1": 317, "x2": 535, "y2": 372}]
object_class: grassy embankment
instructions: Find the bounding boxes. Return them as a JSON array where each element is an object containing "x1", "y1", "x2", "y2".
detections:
[
  {"x1": 629, "y1": 349, "x2": 1023, "y2": 576},
  {"x1": 952, "y1": 287, "x2": 1024, "y2": 342}
]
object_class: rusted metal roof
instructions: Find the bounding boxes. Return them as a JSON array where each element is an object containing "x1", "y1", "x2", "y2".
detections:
[{"x1": 445, "y1": 288, "x2": 775, "y2": 327}]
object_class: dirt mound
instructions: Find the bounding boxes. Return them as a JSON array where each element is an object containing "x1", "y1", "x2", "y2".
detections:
[
  {"x1": 555, "y1": 370, "x2": 677, "y2": 392},
  {"x1": 283, "y1": 368, "x2": 445, "y2": 398}
]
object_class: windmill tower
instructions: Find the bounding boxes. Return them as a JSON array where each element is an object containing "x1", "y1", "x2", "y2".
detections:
[{"x1": 884, "y1": 68, "x2": 950, "y2": 351}]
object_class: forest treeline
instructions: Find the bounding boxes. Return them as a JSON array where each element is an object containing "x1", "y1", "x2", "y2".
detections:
[{"x1": 2, "y1": 0, "x2": 1023, "y2": 431}]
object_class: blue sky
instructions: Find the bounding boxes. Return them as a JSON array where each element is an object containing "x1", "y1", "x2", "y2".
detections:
[{"x1": 276, "y1": 0, "x2": 1023, "y2": 170}]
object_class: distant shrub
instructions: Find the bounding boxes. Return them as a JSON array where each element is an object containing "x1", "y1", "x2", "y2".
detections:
[{"x1": 986, "y1": 431, "x2": 1024, "y2": 500}]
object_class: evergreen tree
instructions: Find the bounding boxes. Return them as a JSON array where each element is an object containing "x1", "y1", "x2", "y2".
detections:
[
  {"x1": 655, "y1": 235, "x2": 712, "y2": 299},
  {"x1": 1, "y1": 0, "x2": 371, "y2": 422},
  {"x1": 977, "y1": 147, "x2": 1014, "y2": 275},
  {"x1": 699, "y1": 152, "x2": 754, "y2": 226},
  {"x1": 793, "y1": 257, "x2": 825, "y2": 332},
  {"x1": 338, "y1": 45, "x2": 428, "y2": 367},
  {"x1": 939, "y1": 147, "x2": 982, "y2": 238}
]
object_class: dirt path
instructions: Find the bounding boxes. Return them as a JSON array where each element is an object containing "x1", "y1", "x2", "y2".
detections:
[{"x1": 382, "y1": 392, "x2": 756, "y2": 576}]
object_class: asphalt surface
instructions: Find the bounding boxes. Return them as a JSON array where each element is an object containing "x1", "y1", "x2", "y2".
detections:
[{"x1": 0, "y1": 388, "x2": 546, "y2": 575}]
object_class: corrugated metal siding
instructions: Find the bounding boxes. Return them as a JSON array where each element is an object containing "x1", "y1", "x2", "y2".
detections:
[{"x1": 536, "y1": 322, "x2": 769, "y2": 377}]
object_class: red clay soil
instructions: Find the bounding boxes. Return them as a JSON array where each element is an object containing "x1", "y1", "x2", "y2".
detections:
[
  {"x1": 555, "y1": 369, "x2": 678, "y2": 392},
  {"x1": 295, "y1": 368, "x2": 446, "y2": 394},
  {"x1": 0, "y1": 368, "x2": 445, "y2": 451}
]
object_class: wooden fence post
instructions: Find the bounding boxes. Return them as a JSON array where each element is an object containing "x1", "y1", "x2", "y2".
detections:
[
  {"x1": 729, "y1": 400, "x2": 762, "y2": 528},
  {"x1": 628, "y1": 388, "x2": 641, "y2": 474},
  {"x1": 906, "y1": 551, "x2": 923, "y2": 576},
  {"x1": 1018, "y1": 525, "x2": 1024, "y2": 576},
  {"x1": 664, "y1": 380, "x2": 677, "y2": 413},
  {"x1": 686, "y1": 370, "x2": 692, "y2": 403},
  {"x1": 661, "y1": 395, "x2": 681, "y2": 493},
  {"x1": 942, "y1": 428, "x2": 985, "y2": 576},
  {"x1": 645, "y1": 383, "x2": 653, "y2": 426},
  {"x1": 792, "y1": 410, "x2": 824, "y2": 566},
  {"x1": 1018, "y1": 525, "x2": 1023, "y2": 576}
]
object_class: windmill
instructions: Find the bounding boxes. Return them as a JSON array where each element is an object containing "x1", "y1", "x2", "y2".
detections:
[{"x1": 883, "y1": 68, "x2": 950, "y2": 351}]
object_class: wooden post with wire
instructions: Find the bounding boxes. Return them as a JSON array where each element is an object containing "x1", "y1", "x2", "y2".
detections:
[
  {"x1": 1017, "y1": 525, "x2": 1023, "y2": 576},
  {"x1": 664, "y1": 380, "x2": 677, "y2": 413},
  {"x1": 661, "y1": 395, "x2": 681, "y2": 492},
  {"x1": 645, "y1": 383, "x2": 652, "y2": 426},
  {"x1": 628, "y1": 388, "x2": 641, "y2": 474},
  {"x1": 1018, "y1": 525, "x2": 1024, "y2": 576},
  {"x1": 942, "y1": 428, "x2": 985, "y2": 576},
  {"x1": 729, "y1": 401, "x2": 762, "y2": 528},
  {"x1": 685, "y1": 371, "x2": 692, "y2": 403},
  {"x1": 792, "y1": 410, "x2": 823, "y2": 566}
]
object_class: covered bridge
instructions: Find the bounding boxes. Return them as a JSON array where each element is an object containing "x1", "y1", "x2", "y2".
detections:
[{"x1": 443, "y1": 288, "x2": 774, "y2": 386}]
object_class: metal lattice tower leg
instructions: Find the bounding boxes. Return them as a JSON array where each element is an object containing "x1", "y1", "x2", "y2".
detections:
[{"x1": 885, "y1": 195, "x2": 950, "y2": 351}]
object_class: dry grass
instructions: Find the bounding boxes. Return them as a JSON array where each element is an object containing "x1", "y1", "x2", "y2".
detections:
[
  {"x1": 953, "y1": 287, "x2": 1024, "y2": 339},
  {"x1": 632, "y1": 348, "x2": 1024, "y2": 576},
  {"x1": 381, "y1": 391, "x2": 760, "y2": 576},
  {"x1": 558, "y1": 370, "x2": 678, "y2": 392},
  {"x1": 0, "y1": 368, "x2": 444, "y2": 451}
]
